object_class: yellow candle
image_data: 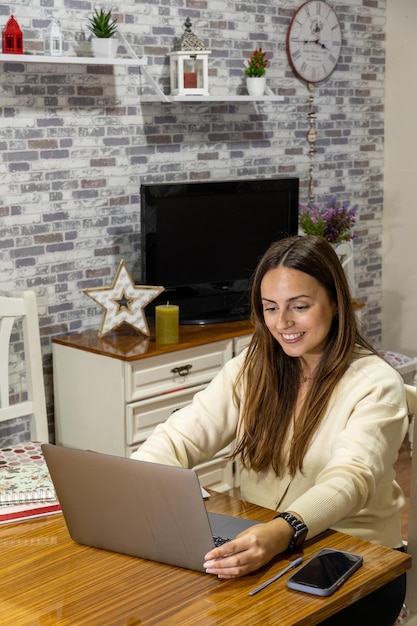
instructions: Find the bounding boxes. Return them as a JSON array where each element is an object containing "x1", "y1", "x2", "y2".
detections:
[{"x1": 155, "y1": 303, "x2": 179, "y2": 344}]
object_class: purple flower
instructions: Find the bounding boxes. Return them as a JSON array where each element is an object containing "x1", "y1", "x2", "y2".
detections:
[{"x1": 299, "y1": 196, "x2": 357, "y2": 244}]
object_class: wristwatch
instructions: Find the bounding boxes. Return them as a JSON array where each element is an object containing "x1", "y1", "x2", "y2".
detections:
[{"x1": 274, "y1": 512, "x2": 308, "y2": 551}]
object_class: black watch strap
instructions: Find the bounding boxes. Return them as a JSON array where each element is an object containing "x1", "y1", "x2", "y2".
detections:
[{"x1": 274, "y1": 512, "x2": 308, "y2": 551}]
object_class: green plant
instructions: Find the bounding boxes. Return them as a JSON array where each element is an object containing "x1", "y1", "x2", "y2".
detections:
[
  {"x1": 244, "y1": 48, "x2": 268, "y2": 77},
  {"x1": 299, "y1": 196, "x2": 358, "y2": 244},
  {"x1": 87, "y1": 8, "x2": 118, "y2": 38}
]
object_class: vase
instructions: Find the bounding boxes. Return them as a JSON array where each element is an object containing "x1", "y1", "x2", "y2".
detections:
[
  {"x1": 332, "y1": 242, "x2": 353, "y2": 269},
  {"x1": 246, "y1": 76, "x2": 266, "y2": 96},
  {"x1": 91, "y1": 36, "x2": 118, "y2": 58}
]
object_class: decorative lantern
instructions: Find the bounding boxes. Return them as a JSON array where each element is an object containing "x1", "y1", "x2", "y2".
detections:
[
  {"x1": 45, "y1": 19, "x2": 63, "y2": 56},
  {"x1": 168, "y1": 17, "x2": 211, "y2": 96},
  {"x1": 2, "y1": 15, "x2": 23, "y2": 54}
]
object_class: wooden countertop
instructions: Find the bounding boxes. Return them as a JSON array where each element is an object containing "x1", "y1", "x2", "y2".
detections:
[
  {"x1": 52, "y1": 319, "x2": 254, "y2": 361},
  {"x1": 0, "y1": 491, "x2": 410, "y2": 626}
]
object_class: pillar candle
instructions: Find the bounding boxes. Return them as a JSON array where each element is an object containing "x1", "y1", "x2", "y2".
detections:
[
  {"x1": 183, "y1": 72, "x2": 197, "y2": 88},
  {"x1": 155, "y1": 303, "x2": 179, "y2": 344}
]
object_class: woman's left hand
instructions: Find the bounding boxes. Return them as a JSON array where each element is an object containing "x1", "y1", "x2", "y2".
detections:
[{"x1": 203, "y1": 518, "x2": 293, "y2": 579}]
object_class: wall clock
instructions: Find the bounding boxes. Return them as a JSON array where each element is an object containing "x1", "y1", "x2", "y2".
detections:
[
  {"x1": 286, "y1": 0, "x2": 342, "y2": 84},
  {"x1": 286, "y1": 1, "x2": 342, "y2": 201}
]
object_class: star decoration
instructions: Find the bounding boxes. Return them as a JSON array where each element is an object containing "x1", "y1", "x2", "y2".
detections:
[{"x1": 83, "y1": 259, "x2": 164, "y2": 338}]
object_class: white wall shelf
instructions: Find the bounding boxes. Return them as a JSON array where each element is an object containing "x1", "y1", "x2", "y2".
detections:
[
  {"x1": 0, "y1": 53, "x2": 147, "y2": 66},
  {"x1": 0, "y1": 53, "x2": 283, "y2": 104},
  {"x1": 140, "y1": 81, "x2": 284, "y2": 104},
  {"x1": 141, "y1": 93, "x2": 284, "y2": 103}
]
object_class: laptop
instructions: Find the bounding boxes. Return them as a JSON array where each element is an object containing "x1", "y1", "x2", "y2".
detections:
[{"x1": 41, "y1": 443, "x2": 260, "y2": 572}]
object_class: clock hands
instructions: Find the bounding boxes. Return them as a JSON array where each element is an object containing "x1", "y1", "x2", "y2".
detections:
[
  {"x1": 294, "y1": 20, "x2": 327, "y2": 49},
  {"x1": 294, "y1": 39, "x2": 328, "y2": 49}
]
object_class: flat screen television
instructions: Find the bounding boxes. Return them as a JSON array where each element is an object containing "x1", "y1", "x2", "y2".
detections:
[{"x1": 140, "y1": 177, "x2": 299, "y2": 324}]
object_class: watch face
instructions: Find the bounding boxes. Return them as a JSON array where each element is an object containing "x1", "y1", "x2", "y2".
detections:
[
  {"x1": 292, "y1": 525, "x2": 308, "y2": 549},
  {"x1": 286, "y1": 0, "x2": 342, "y2": 83}
]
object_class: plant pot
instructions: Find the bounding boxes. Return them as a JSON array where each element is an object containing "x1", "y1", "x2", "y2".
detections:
[
  {"x1": 246, "y1": 76, "x2": 266, "y2": 96},
  {"x1": 332, "y1": 242, "x2": 353, "y2": 269},
  {"x1": 91, "y1": 36, "x2": 118, "y2": 58}
]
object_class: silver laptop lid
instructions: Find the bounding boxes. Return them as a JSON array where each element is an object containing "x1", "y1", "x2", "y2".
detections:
[{"x1": 42, "y1": 444, "x2": 218, "y2": 572}]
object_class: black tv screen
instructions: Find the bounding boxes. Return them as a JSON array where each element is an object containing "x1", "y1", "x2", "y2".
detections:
[{"x1": 140, "y1": 177, "x2": 299, "y2": 324}]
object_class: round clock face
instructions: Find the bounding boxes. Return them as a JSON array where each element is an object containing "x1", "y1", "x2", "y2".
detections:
[{"x1": 286, "y1": 0, "x2": 342, "y2": 83}]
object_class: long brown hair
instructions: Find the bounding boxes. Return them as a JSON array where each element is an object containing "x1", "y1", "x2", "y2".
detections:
[{"x1": 233, "y1": 235, "x2": 376, "y2": 477}]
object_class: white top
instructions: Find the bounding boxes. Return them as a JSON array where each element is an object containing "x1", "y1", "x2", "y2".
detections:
[{"x1": 132, "y1": 349, "x2": 408, "y2": 548}]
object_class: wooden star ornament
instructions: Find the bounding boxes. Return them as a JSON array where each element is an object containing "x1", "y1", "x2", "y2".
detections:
[{"x1": 83, "y1": 259, "x2": 164, "y2": 338}]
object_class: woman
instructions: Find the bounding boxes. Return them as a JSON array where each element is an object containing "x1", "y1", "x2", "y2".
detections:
[{"x1": 132, "y1": 235, "x2": 408, "y2": 625}]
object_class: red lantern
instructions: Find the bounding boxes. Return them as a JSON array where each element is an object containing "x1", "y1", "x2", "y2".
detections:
[{"x1": 2, "y1": 15, "x2": 23, "y2": 54}]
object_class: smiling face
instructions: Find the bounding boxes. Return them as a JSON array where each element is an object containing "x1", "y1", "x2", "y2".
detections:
[{"x1": 261, "y1": 266, "x2": 338, "y2": 370}]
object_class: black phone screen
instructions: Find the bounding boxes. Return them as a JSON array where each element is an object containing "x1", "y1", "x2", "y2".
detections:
[{"x1": 290, "y1": 549, "x2": 362, "y2": 589}]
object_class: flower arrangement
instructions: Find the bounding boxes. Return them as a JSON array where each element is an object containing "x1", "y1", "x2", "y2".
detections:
[
  {"x1": 244, "y1": 48, "x2": 268, "y2": 77},
  {"x1": 299, "y1": 196, "x2": 358, "y2": 245}
]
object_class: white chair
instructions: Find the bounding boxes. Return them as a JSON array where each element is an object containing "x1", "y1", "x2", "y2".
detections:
[
  {"x1": 0, "y1": 290, "x2": 49, "y2": 445},
  {"x1": 337, "y1": 245, "x2": 417, "y2": 405},
  {"x1": 381, "y1": 353, "x2": 417, "y2": 456},
  {"x1": 398, "y1": 384, "x2": 417, "y2": 624},
  {"x1": 380, "y1": 352, "x2": 417, "y2": 386}
]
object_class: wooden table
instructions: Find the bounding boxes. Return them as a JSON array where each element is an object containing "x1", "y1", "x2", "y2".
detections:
[{"x1": 0, "y1": 492, "x2": 410, "y2": 626}]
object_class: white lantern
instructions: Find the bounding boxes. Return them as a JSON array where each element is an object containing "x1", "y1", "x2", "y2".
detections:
[
  {"x1": 168, "y1": 18, "x2": 211, "y2": 97},
  {"x1": 45, "y1": 19, "x2": 63, "y2": 56}
]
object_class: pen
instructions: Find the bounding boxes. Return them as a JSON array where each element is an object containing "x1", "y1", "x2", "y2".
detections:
[{"x1": 248, "y1": 556, "x2": 303, "y2": 596}]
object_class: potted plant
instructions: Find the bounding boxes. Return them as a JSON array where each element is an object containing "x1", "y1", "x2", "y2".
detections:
[
  {"x1": 244, "y1": 48, "x2": 268, "y2": 96},
  {"x1": 299, "y1": 195, "x2": 357, "y2": 268},
  {"x1": 87, "y1": 7, "x2": 118, "y2": 58},
  {"x1": 299, "y1": 196, "x2": 357, "y2": 245}
]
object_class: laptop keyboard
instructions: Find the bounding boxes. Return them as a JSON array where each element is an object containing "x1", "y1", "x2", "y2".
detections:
[{"x1": 213, "y1": 536, "x2": 231, "y2": 548}]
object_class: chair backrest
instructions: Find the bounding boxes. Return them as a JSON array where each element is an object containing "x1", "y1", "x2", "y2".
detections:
[
  {"x1": 0, "y1": 290, "x2": 49, "y2": 442},
  {"x1": 405, "y1": 384, "x2": 417, "y2": 613}
]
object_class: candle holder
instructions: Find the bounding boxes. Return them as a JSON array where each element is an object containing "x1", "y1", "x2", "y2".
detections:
[
  {"x1": 45, "y1": 19, "x2": 64, "y2": 56},
  {"x1": 2, "y1": 15, "x2": 23, "y2": 54},
  {"x1": 168, "y1": 17, "x2": 211, "y2": 97}
]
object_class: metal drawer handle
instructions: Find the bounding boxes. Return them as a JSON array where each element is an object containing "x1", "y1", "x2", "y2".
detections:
[{"x1": 171, "y1": 364, "x2": 193, "y2": 377}]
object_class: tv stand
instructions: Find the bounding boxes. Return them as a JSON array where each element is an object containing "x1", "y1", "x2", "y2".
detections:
[{"x1": 52, "y1": 320, "x2": 254, "y2": 492}]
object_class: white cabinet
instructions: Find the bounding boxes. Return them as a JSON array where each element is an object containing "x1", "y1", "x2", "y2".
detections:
[
  {"x1": 126, "y1": 384, "x2": 208, "y2": 449},
  {"x1": 234, "y1": 333, "x2": 252, "y2": 355},
  {"x1": 124, "y1": 342, "x2": 231, "y2": 403},
  {"x1": 53, "y1": 321, "x2": 253, "y2": 492}
]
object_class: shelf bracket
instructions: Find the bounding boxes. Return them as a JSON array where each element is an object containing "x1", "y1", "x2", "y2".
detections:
[
  {"x1": 138, "y1": 65, "x2": 170, "y2": 103},
  {"x1": 118, "y1": 31, "x2": 169, "y2": 103}
]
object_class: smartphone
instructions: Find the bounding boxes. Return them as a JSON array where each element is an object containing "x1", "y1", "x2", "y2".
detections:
[{"x1": 287, "y1": 548, "x2": 363, "y2": 596}]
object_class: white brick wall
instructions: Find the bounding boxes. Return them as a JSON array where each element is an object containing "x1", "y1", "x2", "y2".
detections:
[{"x1": 0, "y1": 0, "x2": 386, "y2": 443}]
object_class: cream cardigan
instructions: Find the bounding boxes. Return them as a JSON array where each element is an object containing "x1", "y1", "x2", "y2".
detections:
[{"x1": 132, "y1": 350, "x2": 408, "y2": 549}]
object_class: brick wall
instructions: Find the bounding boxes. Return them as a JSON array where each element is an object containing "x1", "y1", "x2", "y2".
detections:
[{"x1": 0, "y1": 0, "x2": 386, "y2": 444}]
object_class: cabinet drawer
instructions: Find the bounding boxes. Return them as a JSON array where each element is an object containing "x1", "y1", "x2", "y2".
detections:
[
  {"x1": 194, "y1": 457, "x2": 234, "y2": 493},
  {"x1": 125, "y1": 340, "x2": 233, "y2": 402},
  {"x1": 126, "y1": 384, "x2": 207, "y2": 446},
  {"x1": 234, "y1": 334, "x2": 252, "y2": 355}
]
